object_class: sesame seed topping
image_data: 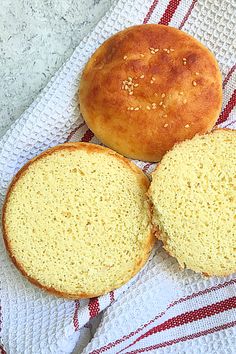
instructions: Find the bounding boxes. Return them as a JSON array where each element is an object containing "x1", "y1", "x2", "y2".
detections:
[
  {"x1": 183, "y1": 99, "x2": 187, "y2": 104},
  {"x1": 151, "y1": 77, "x2": 156, "y2": 81},
  {"x1": 154, "y1": 93, "x2": 158, "y2": 96},
  {"x1": 163, "y1": 104, "x2": 166, "y2": 108},
  {"x1": 134, "y1": 107, "x2": 140, "y2": 111},
  {"x1": 140, "y1": 74, "x2": 145, "y2": 79},
  {"x1": 122, "y1": 77, "x2": 139, "y2": 94},
  {"x1": 123, "y1": 55, "x2": 128, "y2": 60},
  {"x1": 179, "y1": 92, "x2": 184, "y2": 95},
  {"x1": 150, "y1": 80, "x2": 154, "y2": 84},
  {"x1": 195, "y1": 72, "x2": 199, "y2": 75},
  {"x1": 192, "y1": 80, "x2": 197, "y2": 86},
  {"x1": 140, "y1": 54, "x2": 144, "y2": 57},
  {"x1": 163, "y1": 114, "x2": 168, "y2": 118},
  {"x1": 151, "y1": 103, "x2": 157, "y2": 109},
  {"x1": 183, "y1": 61, "x2": 187, "y2": 65},
  {"x1": 163, "y1": 48, "x2": 168, "y2": 52},
  {"x1": 170, "y1": 48, "x2": 175, "y2": 52},
  {"x1": 183, "y1": 57, "x2": 187, "y2": 61},
  {"x1": 146, "y1": 105, "x2": 151, "y2": 110},
  {"x1": 164, "y1": 123, "x2": 168, "y2": 128},
  {"x1": 185, "y1": 124, "x2": 190, "y2": 128},
  {"x1": 159, "y1": 101, "x2": 163, "y2": 106},
  {"x1": 161, "y1": 93, "x2": 166, "y2": 98},
  {"x1": 150, "y1": 47, "x2": 159, "y2": 54}
]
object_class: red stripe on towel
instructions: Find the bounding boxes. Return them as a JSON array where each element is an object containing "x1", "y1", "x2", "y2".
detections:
[{"x1": 159, "y1": 0, "x2": 182, "y2": 25}]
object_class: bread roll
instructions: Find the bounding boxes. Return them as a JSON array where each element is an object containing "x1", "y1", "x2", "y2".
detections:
[
  {"x1": 148, "y1": 129, "x2": 236, "y2": 276},
  {"x1": 2, "y1": 143, "x2": 154, "y2": 298},
  {"x1": 79, "y1": 24, "x2": 222, "y2": 161}
]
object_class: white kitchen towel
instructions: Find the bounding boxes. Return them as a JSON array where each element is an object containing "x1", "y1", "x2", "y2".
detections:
[{"x1": 0, "y1": 0, "x2": 235, "y2": 353}]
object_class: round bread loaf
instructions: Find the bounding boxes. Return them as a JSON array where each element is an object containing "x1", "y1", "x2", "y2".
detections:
[
  {"x1": 79, "y1": 24, "x2": 222, "y2": 162},
  {"x1": 2, "y1": 143, "x2": 154, "y2": 298},
  {"x1": 148, "y1": 129, "x2": 236, "y2": 276}
]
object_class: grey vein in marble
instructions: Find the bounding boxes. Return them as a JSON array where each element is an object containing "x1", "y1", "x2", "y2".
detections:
[{"x1": 0, "y1": 0, "x2": 113, "y2": 137}]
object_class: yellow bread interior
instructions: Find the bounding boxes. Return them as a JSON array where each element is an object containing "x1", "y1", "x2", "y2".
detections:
[
  {"x1": 149, "y1": 129, "x2": 236, "y2": 276},
  {"x1": 3, "y1": 143, "x2": 154, "y2": 298}
]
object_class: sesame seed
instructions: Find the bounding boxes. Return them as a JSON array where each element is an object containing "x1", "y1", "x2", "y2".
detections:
[
  {"x1": 179, "y1": 92, "x2": 184, "y2": 95},
  {"x1": 183, "y1": 62, "x2": 187, "y2": 65},
  {"x1": 140, "y1": 74, "x2": 145, "y2": 79},
  {"x1": 163, "y1": 114, "x2": 168, "y2": 118},
  {"x1": 163, "y1": 48, "x2": 168, "y2": 52},
  {"x1": 170, "y1": 48, "x2": 175, "y2": 52},
  {"x1": 150, "y1": 47, "x2": 155, "y2": 51},
  {"x1": 151, "y1": 77, "x2": 156, "y2": 81},
  {"x1": 123, "y1": 55, "x2": 128, "y2": 60},
  {"x1": 129, "y1": 91, "x2": 133, "y2": 95},
  {"x1": 163, "y1": 104, "x2": 166, "y2": 108},
  {"x1": 192, "y1": 80, "x2": 197, "y2": 86},
  {"x1": 150, "y1": 50, "x2": 155, "y2": 54},
  {"x1": 167, "y1": 49, "x2": 170, "y2": 54},
  {"x1": 183, "y1": 58, "x2": 187, "y2": 61},
  {"x1": 140, "y1": 54, "x2": 144, "y2": 57},
  {"x1": 154, "y1": 48, "x2": 159, "y2": 52},
  {"x1": 154, "y1": 93, "x2": 158, "y2": 96},
  {"x1": 128, "y1": 77, "x2": 132, "y2": 81},
  {"x1": 146, "y1": 105, "x2": 151, "y2": 110},
  {"x1": 161, "y1": 93, "x2": 166, "y2": 98},
  {"x1": 164, "y1": 123, "x2": 168, "y2": 128},
  {"x1": 185, "y1": 124, "x2": 190, "y2": 128},
  {"x1": 134, "y1": 83, "x2": 139, "y2": 87},
  {"x1": 134, "y1": 107, "x2": 139, "y2": 111},
  {"x1": 159, "y1": 101, "x2": 163, "y2": 106},
  {"x1": 150, "y1": 80, "x2": 154, "y2": 84},
  {"x1": 183, "y1": 99, "x2": 187, "y2": 104},
  {"x1": 130, "y1": 107, "x2": 134, "y2": 110},
  {"x1": 195, "y1": 72, "x2": 199, "y2": 75}
]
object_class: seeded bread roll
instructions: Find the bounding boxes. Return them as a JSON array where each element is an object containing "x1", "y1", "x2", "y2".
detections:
[
  {"x1": 79, "y1": 24, "x2": 222, "y2": 162},
  {"x1": 2, "y1": 143, "x2": 154, "y2": 298},
  {"x1": 148, "y1": 129, "x2": 236, "y2": 276}
]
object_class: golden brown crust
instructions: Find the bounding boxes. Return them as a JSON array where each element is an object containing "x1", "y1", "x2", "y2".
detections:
[
  {"x1": 79, "y1": 24, "x2": 222, "y2": 162},
  {"x1": 2, "y1": 142, "x2": 154, "y2": 299}
]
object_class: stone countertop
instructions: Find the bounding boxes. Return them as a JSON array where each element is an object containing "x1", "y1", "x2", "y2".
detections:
[{"x1": 0, "y1": 0, "x2": 114, "y2": 137}]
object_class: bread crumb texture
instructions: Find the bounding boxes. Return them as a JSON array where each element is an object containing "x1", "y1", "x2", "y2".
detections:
[
  {"x1": 149, "y1": 130, "x2": 236, "y2": 276},
  {"x1": 4, "y1": 143, "x2": 153, "y2": 297}
]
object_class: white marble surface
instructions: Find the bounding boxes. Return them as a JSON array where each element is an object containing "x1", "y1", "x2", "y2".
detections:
[{"x1": 0, "y1": 0, "x2": 114, "y2": 137}]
